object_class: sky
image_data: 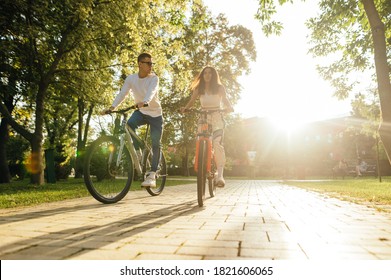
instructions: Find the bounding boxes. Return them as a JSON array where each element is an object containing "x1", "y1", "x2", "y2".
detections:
[{"x1": 203, "y1": 0, "x2": 353, "y2": 128}]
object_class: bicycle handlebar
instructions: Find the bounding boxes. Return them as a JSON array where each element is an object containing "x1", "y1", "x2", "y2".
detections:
[
  {"x1": 105, "y1": 103, "x2": 149, "y2": 115},
  {"x1": 182, "y1": 108, "x2": 227, "y2": 114}
]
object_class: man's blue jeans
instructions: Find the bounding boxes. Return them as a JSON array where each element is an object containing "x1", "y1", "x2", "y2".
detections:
[{"x1": 127, "y1": 110, "x2": 163, "y2": 172}]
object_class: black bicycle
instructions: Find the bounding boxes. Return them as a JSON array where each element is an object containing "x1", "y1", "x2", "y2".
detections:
[{"x1": 83, "y1": 105, "x2": 167, "y2": 203}]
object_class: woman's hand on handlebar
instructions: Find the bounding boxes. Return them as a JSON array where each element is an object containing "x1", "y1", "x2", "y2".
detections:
[{"x1": 224, "y1": 107, "x2": 234, "y2": 113}]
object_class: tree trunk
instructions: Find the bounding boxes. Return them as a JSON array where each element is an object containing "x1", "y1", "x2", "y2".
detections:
[
  {"x1": 362, "y1": 0, "x2": 391, "y2": 164},
  {"x1": 0, "y1": 119, "x2": 11, "y2": 183},
  {"x1": 28, "y1": 136, "x2": 44, "y2": 184},
  {"x1": 0, "y1": 73, "x2": 17, "y2": 183},
  {"x1": 180, "y1": 122, "x2": 191, "y2": 177},
  {"x1": 0, "y1": 90, "x2": 46, "y2": 185},
  {"x1": 74, "y1": 99, "x2": 93, "y2": 178},
  {"x1": 182, "y1": 149, "x2": 189, "y2": 177},
  {"x1": 29, "y1": 80, "x2": 47, "y2": 185},
  {"x1": 74, "y1": 98, "x2": 85, "y2": 178}
]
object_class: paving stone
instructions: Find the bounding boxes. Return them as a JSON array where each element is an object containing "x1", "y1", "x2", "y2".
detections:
[{"x1": 1, "y1": 180, "x2": 391, "y2": 260}]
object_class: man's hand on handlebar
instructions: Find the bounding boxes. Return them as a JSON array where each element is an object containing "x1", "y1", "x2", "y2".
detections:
[
  {"x1": 136, "y1": 102, "x2": 148, "y2": 109},
  {"x1": 101, "y1": 103, "x2": 148, "y2": 115},
  {"x1": 101, "y1": 106, "x2": 115, "y2": 115}
]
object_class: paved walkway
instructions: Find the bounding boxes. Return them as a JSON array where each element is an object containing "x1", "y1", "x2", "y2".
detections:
[{"x1": 1, "y1": 180, "x2": 391, "y2": 260}]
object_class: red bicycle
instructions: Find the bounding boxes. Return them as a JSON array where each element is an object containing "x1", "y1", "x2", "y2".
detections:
[{"x1": 185, "y1": 109, "x2": 224, "y2": 207}]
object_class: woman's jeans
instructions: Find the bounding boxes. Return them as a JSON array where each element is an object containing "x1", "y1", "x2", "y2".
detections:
[{"x1": 127, "y1": 110, "x2": 163, "y2": 172}]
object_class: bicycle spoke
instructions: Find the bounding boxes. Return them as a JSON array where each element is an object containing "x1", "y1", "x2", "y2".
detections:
[{"x1": 84, "y1": 136, "x2": 133, "y2": 203}]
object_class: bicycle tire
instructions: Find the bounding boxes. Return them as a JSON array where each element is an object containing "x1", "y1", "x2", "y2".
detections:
[
  {"x1": 208, "y1": 158, "x2": 216, "y2": 197},
  {"x1": 142, "y1": 148, "x2": 167, "y2": 196},
  {"x1": 84, "y1": 135, "x2": 134, "y2": 204},
  {"x1": 197, "y1": 140, "x2": 207, "y2": 207}
]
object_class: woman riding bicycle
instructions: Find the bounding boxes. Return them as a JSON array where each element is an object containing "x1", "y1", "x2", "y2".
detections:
[
  {"x1": 181, "y1": 66, "x2": 234, "y2": 187},
  {"x1": 102, "y1": 53, "x2": 163, "y2": 188}
]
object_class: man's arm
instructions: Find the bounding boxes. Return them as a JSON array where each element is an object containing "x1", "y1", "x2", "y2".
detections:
[
  {"x1": 112, "y1": 75, "x2": 133, "y2": 108},
  {"x1": 143, "y1": 75, "x2": 159, "y2": 104},
  {"x1": 101, "y1": 75, "x2": 132, "y2": 115}
]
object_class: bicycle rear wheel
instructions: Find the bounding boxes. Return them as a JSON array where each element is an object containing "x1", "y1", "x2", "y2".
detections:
[
  {"x1": 142, "y1": 148, "x2": 167, "y2": 196},
  {"x1": 84, "y1": 136, "x2": 134, "y2": 204},
  {"x1": 197, "y1": 140, "x2": 207, "y2": 207}
]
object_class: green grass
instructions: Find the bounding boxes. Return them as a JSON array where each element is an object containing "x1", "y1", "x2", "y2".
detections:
[
  {"x1": 2, "y1": 176, "x2": 391, "y2": 211},
  {"x1": 284, "y1": 177, "x2": 391, "y2": 210},
  {"x1": 0, "y1": 177, "x2": 194, "y2": 209}
]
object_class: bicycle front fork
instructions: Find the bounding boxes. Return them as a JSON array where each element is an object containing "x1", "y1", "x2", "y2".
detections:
[
  {"x1": 123, "y1": 130, "x2": 143, "y2": 175},
  {"x1": 194, "y1": 138, "x2": 213, "y2": 173}
]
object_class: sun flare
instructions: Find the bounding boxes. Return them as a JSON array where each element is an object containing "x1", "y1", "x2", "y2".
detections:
[{"x1": 268, "y1": 116, "x2": 308, "y2": 134}]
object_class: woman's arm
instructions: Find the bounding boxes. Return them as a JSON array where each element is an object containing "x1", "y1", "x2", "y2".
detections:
[{"x1": 181, "y1": 89, "x2": 199, "y2": 112}]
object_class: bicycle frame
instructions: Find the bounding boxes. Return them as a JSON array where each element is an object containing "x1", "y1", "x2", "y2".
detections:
[
  {"x1": 192, "y1": 108, "x2": 226, "y2": 206},
  {"x1": 84, "y1": 105, "x2": 167, "y2": 203},
  {"x1": 194, "y1": 123, "x2": 213, "y2": 173},
  {"x1": 193, "y1": 109, "x2": 223, "y2": 174},
  {"x1": 114, "y1": 109, "x2": 151, "y2": 176},
  {"x1": 124, "y1": 125, "x2": 149, "y2": 175}
]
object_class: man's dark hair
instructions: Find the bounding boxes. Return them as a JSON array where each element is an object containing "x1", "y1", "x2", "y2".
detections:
[{"x1": 138, "y1": 53, "x2": 152, "y2": 62}]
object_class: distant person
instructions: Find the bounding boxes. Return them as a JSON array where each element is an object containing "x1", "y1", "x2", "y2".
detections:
[
  {"x1": 338, "y1": 159, "x2": 348, "y2": 178},
  {"x1": 339, "y1": 159, "x2": 348, "y2": 173},
  {"x1": 332, "y1": 159, "x2": 348, "y2": 179},
  {"x1": 356, "y1": 158, "x2": 368, "y2": 177}
]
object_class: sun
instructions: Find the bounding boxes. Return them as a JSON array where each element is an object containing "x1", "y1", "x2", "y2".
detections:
[
  {"x1": 268, "y1": 115, "x2": 308, "y2": 134},
  {"x1": 236, "y1": 90, "x2": 312, "y2": 134}
]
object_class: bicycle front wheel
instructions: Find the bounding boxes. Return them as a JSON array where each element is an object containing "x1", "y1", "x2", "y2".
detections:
[
  {"x1": 197, "y1": 140, "x2": 207, "y2": 207},
  {"x1": 84, "y1": 136, "x2": 134, "y2": 204},
  {"x1": 142, "y1": 148, "x2": 167, "y2": 196}
]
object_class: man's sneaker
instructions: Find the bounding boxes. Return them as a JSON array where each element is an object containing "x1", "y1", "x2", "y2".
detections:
[
  {"x1": 141, "y1": 172, "x2": 156, "y2": 188},
  {"x1": 215, "y1": 177, "x2": 225, "y2": 188}
]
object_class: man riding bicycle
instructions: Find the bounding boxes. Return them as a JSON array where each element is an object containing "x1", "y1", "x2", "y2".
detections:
[{"x1": 102, "y1": 53, "x2": 163, "y2": 188}]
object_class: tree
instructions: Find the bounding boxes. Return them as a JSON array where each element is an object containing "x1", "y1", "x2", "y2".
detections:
[
  {"x1": 361, "y1": 0, "x2": 391, "y2": 164},
  {"x1": 255, "y1": 0, "x2": 391, "y2": 165},
  {"x1": 162, "y1": 0, "x2": 256, "y2": 174},
  {"x1": 0, "y1": 0, "x2": 121, "y2": 184},
  {"x1": 0, "y1": 0, "x2": 192, "y2": 184}
]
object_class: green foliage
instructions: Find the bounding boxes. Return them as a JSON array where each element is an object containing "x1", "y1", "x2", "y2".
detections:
[
  {"x1": 161, "y1": 1, "x2": 256, "y2": 170},
  {"x1": 255, "y1": 0, "x2": 390, "y2": 166},
  {"x1": 1, "y1": 0, "x2": 257, "y2": 182},
  {"x1": 0, "y1": 0, "x2": 195, "y2": 182},
  {"x1": 255, "y1": 0, "x2": 390, "y2": 105},
  {"x1": 6, "y1": 134, "x2": 29, "y2": 179},
  {"x1": 255, "y1": 0, "x2": 295, "y2": 36},
  {"x1": 350, "y1": 90, "x2": 381, "y2": 136},
  {"x1": 306, "y1": 0, "x2": 375, "y2": 100}
]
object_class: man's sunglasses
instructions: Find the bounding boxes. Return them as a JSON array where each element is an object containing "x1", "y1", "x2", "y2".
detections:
[{"x1": 140, "y1": 61, "x2": 154, "y2": 66}]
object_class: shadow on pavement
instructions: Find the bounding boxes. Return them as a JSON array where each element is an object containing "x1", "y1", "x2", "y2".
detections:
[{"x1": 0, "y1": 197, "x2": 204, "y2": 259}]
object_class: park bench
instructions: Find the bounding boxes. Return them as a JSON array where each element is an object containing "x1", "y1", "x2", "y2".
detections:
[
  {"x1": 332, "y1": 162, "x2": 377, "y2": 179},
  {"x1": 346, "y1": 164, "x2": 377, "y2": 177}
]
